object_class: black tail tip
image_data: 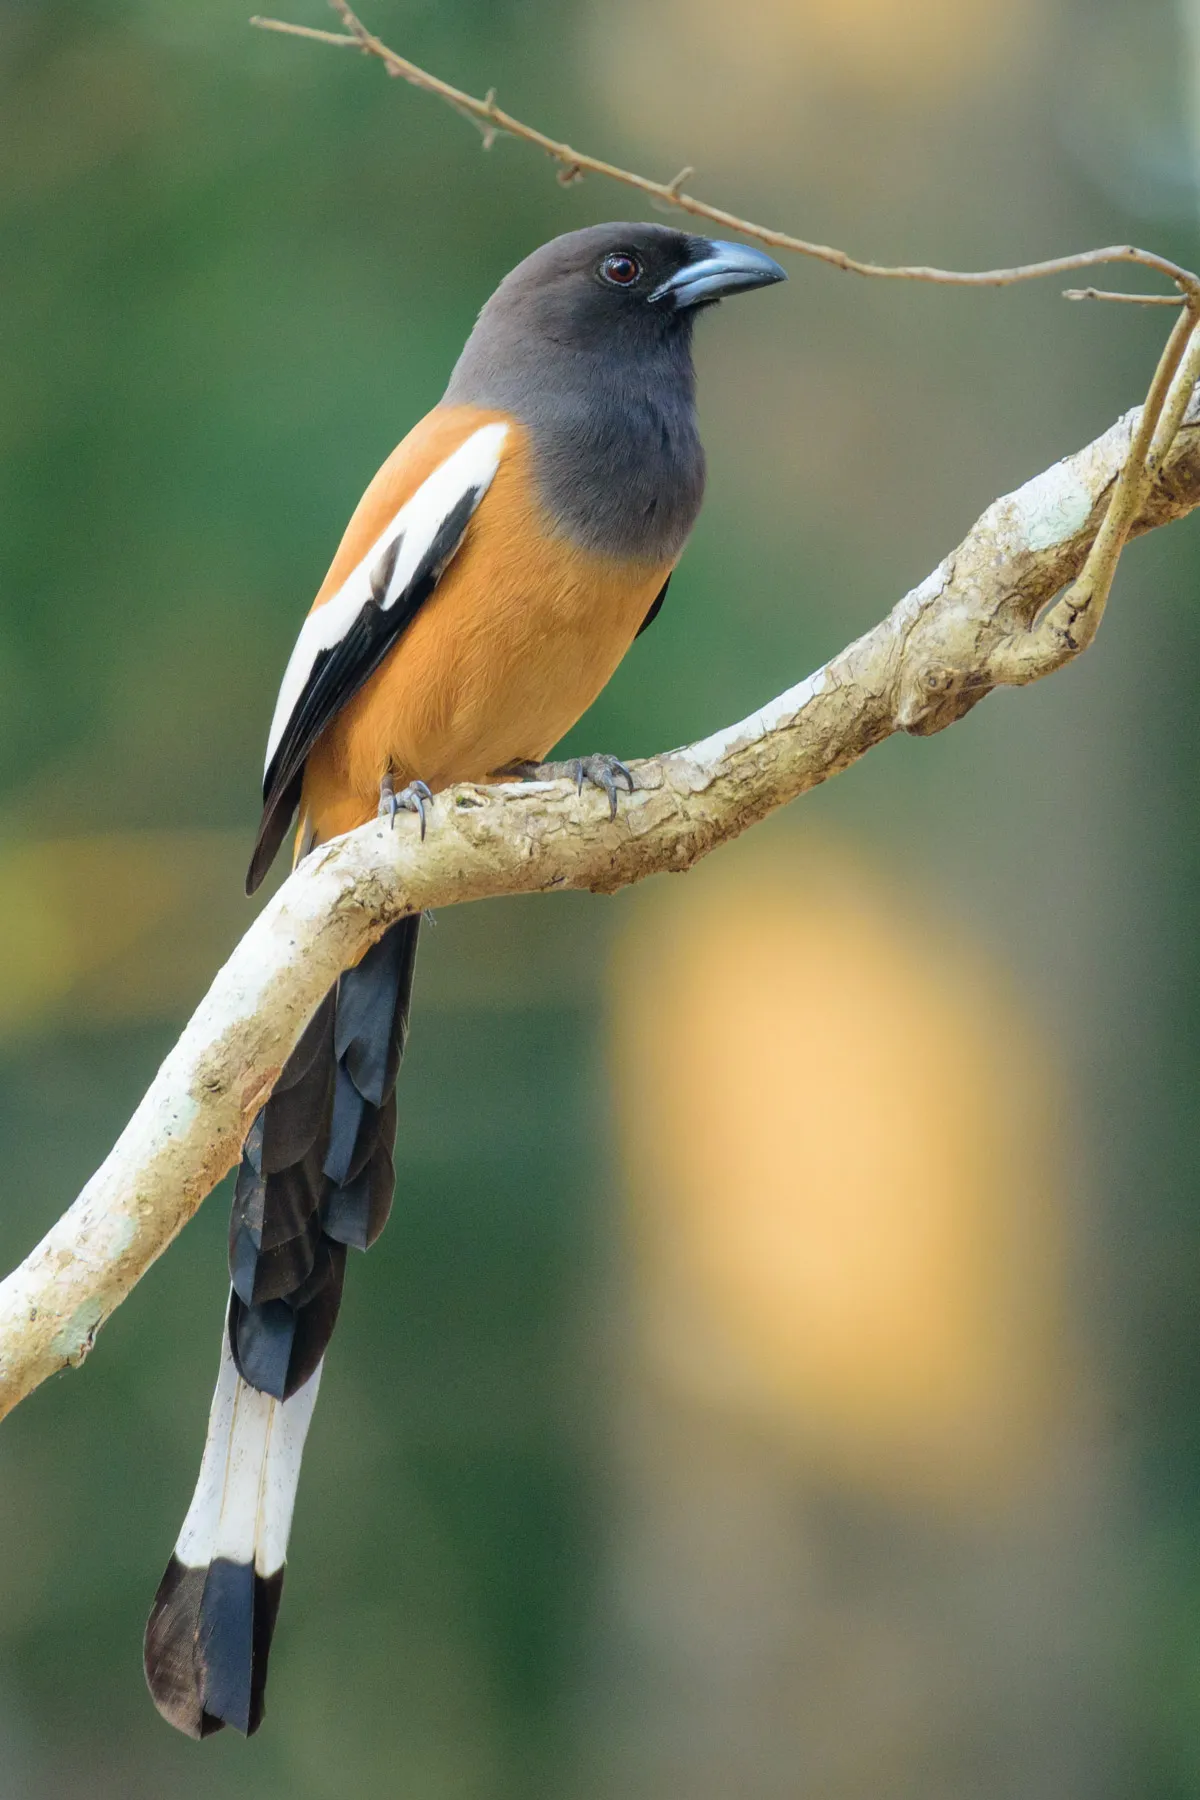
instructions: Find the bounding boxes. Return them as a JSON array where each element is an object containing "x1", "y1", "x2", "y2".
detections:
[{"x1": 145, "y1": 1555, "x2": 284, "y2": 1739}]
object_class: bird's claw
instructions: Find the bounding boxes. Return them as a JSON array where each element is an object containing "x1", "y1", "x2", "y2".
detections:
[
  {"x1": 378, "y1": 775, "x2": 432, "y2": 840},
  {"x1": 494, "y1": 753, "x2": 636, "y2": 820},
  {"x1": 573, "y1": 754, "x2": 635, "y2": 821}
]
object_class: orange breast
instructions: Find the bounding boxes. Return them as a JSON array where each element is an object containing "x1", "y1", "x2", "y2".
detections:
[{"x1": 299, "y1": 417, "x2": 670, "y2": 846}]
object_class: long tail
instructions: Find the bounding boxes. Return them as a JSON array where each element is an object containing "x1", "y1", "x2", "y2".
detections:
[
  {"x1": 142, "y1": 1329, "x2": 320, "y2": 1736},
  {"x1": 145, "y1": 914, "x2": 420, "y2": 1736}
]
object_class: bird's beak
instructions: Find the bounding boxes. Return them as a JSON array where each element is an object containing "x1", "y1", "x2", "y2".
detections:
[{"x1": 649, "y1": 240, "x2": 788, "y2": 309}]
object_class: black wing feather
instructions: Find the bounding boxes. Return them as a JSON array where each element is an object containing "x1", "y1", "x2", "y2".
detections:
[
  {"x1": 636, "y1": 573, "x2": 671, "y2": 638},
  {"x1": 247, "y1": 486, "x2": 482, "y2": 894}
]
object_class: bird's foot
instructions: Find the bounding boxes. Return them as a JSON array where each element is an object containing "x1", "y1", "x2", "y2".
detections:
[
  {"x1": 378, "y1": 773, "x2": 432, "y2": 840},
  {"x1": 572, "y1": 753, "x2": 635, "y2": 819},
  {"x1": 499, "y1": 754, "x2": 635, "y2": 820}
]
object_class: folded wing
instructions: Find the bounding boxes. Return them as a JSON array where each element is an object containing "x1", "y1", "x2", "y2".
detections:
[{"x1": 247, "y1": 415, "x2": 510, "y2": 893}]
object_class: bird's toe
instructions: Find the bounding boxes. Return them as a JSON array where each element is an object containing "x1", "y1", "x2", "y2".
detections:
[{"x1": 378, "y1": 774, "x2": 433, "y2": 839}]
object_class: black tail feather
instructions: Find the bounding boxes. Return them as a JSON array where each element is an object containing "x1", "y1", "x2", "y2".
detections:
[
  {"x1": 228, "y1": 1238, "x2": 346, "y2": 1401},
  {"x1": 145, "y1": 1555, "x2": 283, "y2": 1739},
  {"x1": 228, "y1": 990, "x2": 335, "y2": 1312},
  {"x1": 323, "y1": 1103, "x2": 396, "y2": 1250},
  {"x1": 259, "y1": 996, "x2": 338, "y2": 1171},
  {"x1": 227, "y1": 914, "x2": 420, "y2": 1399}
]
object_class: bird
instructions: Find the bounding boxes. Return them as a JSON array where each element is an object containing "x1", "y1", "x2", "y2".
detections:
[{"x1": 142, "y1": 220, "x2": 786, "y2": 1739}]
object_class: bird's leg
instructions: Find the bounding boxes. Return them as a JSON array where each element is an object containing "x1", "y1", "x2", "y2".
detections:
[
  {"x1": 495, "y1": 754, "x2": 635, "y2": 821},
  {"x1": 377, "y1": 771, "x2": 433, "y2": 840}
]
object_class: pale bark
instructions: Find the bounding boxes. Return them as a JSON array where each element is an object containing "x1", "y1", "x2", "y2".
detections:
[{"x1": 2, "y1": 389, "x2": 1199, "y2": 1421}]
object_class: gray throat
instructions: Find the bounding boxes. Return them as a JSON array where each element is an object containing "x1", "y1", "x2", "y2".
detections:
[{"x1": 444, "y1": 327, "x2": 706, "y2": 566}]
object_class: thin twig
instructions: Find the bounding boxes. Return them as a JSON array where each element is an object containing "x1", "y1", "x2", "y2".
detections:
[
  {"x1": 249, "y1": 4, "x2": 1200, "y2": 308},
  {"x1": 251, "y1": 16, "x2": 354, "y2": 45},
  {"x1": 1146, "y1": 318, "x2": 1200, "y2": 478},
  {"x1": 1065, "y1": 287, "x2": 1185, "y2": 305},
  {"x1": 990, "y1": 305, "x2": 1200, "y2": 688}
]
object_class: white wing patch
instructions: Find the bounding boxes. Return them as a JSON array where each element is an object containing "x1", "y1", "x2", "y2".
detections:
[
  {"x1": 174, "y1": 1325, "x2": 322, "y2": 1577},
  {"x1": 264, "y1": 420, "x2": 509, "y2": 777}
]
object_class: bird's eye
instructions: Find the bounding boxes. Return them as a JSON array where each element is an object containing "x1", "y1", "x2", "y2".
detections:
[{"x1": 600, "y1": 252, "x2": 642, "y2": 287}]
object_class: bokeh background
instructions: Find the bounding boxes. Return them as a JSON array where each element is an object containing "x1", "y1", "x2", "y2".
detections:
[{"x1": 2, "y1": 0, "x2": 1200, "y2": 1794}]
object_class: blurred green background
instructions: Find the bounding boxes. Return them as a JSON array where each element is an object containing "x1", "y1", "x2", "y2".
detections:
[{"x1": 3, "y1": 0, "x2": 1200, "y2": 1793}]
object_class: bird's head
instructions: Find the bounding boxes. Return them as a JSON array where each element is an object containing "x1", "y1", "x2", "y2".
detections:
[{"x1": 472, "y1": 222, "x2": 787, "y2": 358}]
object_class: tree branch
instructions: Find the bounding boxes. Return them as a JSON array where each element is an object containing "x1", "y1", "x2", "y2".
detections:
[
  {"x1": 4, "y1": 383, "x2": 1200, "y2": 1420},
  {"x1": 250, "y1": 2, "x2": 1200, "y2": 307}
]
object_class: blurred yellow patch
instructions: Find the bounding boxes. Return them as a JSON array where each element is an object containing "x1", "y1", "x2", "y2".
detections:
[
  {"x1": 0, "y1": 831, "x2": 250, "y2": 1037},
  {"x1": 585, "y1": 0, "x2": 1038, "y2": 162},
  {"x1": 698, "y1": 0, "x2": 1033, "y2": 92},
  {"x1": 611, "y1": 835, "x2": 1069, "y2": 1511}
]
